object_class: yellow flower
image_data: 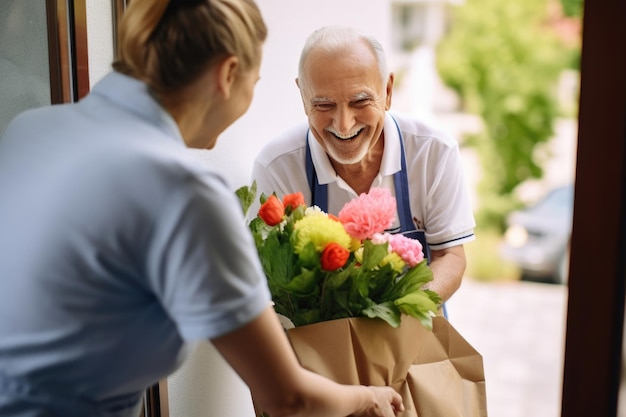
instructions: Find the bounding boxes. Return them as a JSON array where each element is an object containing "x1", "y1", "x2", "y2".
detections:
[
  {"x1": 380, "y1": 252, "x2": 406, "y2": 273},
  {"x1": 354, "y1": 247, "x2": 364, "y2": 264},
  {"x1": 349, "y1": 237, "x2": 362, "y2": 252},
  {"x1": 354, "y1": 247, "x2": 405, "y2": 273},
  {"x1": 293, "y1": 215, "x2": 352, "y2": 253}
]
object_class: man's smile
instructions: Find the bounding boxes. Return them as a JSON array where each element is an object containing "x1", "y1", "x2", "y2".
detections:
[{"x1": 329, "y1": 127, "x2": 364, "y2": 141}]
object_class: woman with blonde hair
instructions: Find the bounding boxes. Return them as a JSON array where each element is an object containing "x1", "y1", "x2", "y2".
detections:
[{"x1": 0, "y1": 1, "x2": 403, "y2": 416}]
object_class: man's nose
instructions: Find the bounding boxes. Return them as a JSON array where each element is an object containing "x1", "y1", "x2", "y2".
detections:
[{"x1": 333, "y1": 106, "x2": 356, "y2": 135}]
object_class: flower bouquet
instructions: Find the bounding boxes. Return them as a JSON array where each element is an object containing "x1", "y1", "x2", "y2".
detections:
[
  {"x1": 237, "y1": 182, "x2": 441, "y2": 330},
  {"x1": 237, "y1": 182, "x2": 487, "y2": 417}
]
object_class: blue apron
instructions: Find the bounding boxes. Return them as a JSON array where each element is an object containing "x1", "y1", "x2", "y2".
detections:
[{"x1": 305, "y1": 116, "x2": 448, "y2": 317}]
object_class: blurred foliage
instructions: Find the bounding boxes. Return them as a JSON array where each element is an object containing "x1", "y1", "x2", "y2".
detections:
[
  {"x1": 560, "y1": 0, "x2": 583, "y2": 17},
  {"x1": 464, "y1": 226, "x2": 520, "y2": 281},
  {"x1": 437, "y1": 0, "x2": 578, "y2": 231},
  {"x1": 558, "y1": 0, "x2": 583, "y2": 70}
]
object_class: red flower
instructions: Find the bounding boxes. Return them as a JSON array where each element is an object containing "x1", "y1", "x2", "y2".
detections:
[
  {"x1": 320, "y1": 242, "x2": 350, "y2": 271},
  {"x1": 258, "y1": 195, "x2": 285, "y2": 226},
  {"x1": 283, "y1": 192, "x2": 306, "y2": 211}
]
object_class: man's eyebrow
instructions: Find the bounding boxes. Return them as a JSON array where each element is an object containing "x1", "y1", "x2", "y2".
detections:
[
  {"x1": 310, "y1": 92, "x2": 373, "y2": 105},
  {"x1": 351, "y1": 91, "x2": 372, "y2": 101},
  {"x1": 310, "y1": 97, "x2": 334, "y2": 105}
]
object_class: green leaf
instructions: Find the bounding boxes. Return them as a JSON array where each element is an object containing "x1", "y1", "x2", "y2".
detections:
[
  {"x1": 353, "y1": 269, "x2": 372, "y2": 299},
  {"x1": 423, "y1": 289, "x2": 442, "y2": 306},
  {"x1": 284, "y1": 268, "x2": 319, "y2": 296},
  {"x1": 235, "y1": 181, "x2": 257, "y2": 217},
  {"x1": 384, "y1": 260, "x2": 434, "y2": 300},
  {"x1": 395, "y1": 291, "x2": 439, "y2": 315},
  {"x1": 366, "y1": 264, "x2": 396, "y2": 298},
  {"x1": 395, "y1": 291, "x2": 440, "y2": 330},
  {"x1": 297, "y1": 241, "x2": 320, "y2": 268},
  {"x1": 258, "y1": 233, "x2": 297, "y2": 287},
  {"x1": 292, "y1": 308, "x2": 321, "y2": 327},
  {"x1": 361, "y1": 301, "x2": 402, "y2": 328},
  {"x1": 324, "y1": 266, "x2": 353, "y2": 290},
  {"x1": 323, "y1": 289, "x2": 342, "y2": 316},
  {"x1": 287, "y1": 204, "x2": 307, "y2": 223},
  {"x1": 360, "y1": 240, "x2": 389, "y2": 269}
]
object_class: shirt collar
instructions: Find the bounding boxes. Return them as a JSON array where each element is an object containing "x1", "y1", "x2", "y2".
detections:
[
  {"x1": 89, "y1": 71, "x2": 184, "y2": 145},
  {"x1": 308, "y1": 112, "x2": 401, "y2": 185}
]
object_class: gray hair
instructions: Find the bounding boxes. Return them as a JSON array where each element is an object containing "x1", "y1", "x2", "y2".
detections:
[{"x1": 297, "y1": 26, "x2": 389, "y2": 88}]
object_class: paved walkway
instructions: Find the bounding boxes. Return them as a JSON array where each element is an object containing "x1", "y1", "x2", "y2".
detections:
[{"x1": 446, "y1": 278, "x2": 568, "y2": 417}]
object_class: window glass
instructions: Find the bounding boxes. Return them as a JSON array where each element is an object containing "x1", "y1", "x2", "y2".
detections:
[{"x1": 0, "y1": 0, "x2": 51, "y2": 134}]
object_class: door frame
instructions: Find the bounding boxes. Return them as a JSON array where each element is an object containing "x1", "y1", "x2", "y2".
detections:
[
  {"x1": 46, "y1": 0, "x2": 89, "y2": 103},
  {"x1": 561, "y1": 0, "x2": 626, "y2": 415}
]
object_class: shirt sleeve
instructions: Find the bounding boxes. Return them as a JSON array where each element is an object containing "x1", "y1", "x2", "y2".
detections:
[
  {"x1": 145, "y1": 170, "x2": 272, "y2": 341},
  {"x1": 423, "y1": 140, "x2": 476, "y2": 249}
]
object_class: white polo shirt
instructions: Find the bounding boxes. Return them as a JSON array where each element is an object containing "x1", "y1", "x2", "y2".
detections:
[{"x1": 251, "y1": 111, "x2": 476, "y2": 250}]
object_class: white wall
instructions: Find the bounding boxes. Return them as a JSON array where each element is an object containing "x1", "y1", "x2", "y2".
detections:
[{"x1": 86, "y1": 0, "x2": 114, "y2": 87}]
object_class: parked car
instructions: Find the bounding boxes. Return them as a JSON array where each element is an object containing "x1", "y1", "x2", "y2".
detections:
[{"x1": 499, "y1": 184, "x2": 574, "y2": 284}]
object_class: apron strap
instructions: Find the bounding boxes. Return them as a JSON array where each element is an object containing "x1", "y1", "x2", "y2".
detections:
[
  {"x1": 390, "y1": 115, "x2": 432, "y2": 264},
  {"x1": 305, "y1": 132, "x2": 328, "y2": 212},
  {"x1": 304, "y1": 122, "x2": 431, "y2": 262}
]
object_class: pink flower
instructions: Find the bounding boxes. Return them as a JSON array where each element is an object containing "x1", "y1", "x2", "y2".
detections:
[
  {"x1": 372, "y1": 233, "x2": 424, "y2": 267},
  {"x1": 338, "y1": 188, "x2": 396, "y2": 240}
]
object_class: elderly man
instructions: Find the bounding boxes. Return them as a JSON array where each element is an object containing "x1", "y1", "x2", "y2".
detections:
[{"x1": 250, "y1": 25, "x2": 475, "y2": 304}]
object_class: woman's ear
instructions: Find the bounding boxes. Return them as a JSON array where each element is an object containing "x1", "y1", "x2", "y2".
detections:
[{"x1": 216, "y1": 55, "x2": 240, "y2": 99}]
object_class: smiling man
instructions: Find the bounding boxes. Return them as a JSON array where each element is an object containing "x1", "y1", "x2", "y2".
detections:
[{"x1": 250, "y1": 25, "x2": 476, "y2": 304}]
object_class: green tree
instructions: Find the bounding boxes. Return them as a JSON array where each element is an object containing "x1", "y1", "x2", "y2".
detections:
[
  {"x1": 437, "y1": 0, "x2": 574, "y2": 229},
  {"x1": 560, "y1": 0, "x2": 583, "y2": 17}
]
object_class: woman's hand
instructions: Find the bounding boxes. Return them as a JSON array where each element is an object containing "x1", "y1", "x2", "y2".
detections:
[
  {"x1": 212, "y1": 306, "x2": 405, "y2": 417},
  {"x1": 351, "y1": 386, "x2": 404, "y2": 417}
]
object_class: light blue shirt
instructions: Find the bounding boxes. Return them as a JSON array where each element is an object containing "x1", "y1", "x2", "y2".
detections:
[{"x1": 0, "y1": 72, "x2": 271, "y2": 416}]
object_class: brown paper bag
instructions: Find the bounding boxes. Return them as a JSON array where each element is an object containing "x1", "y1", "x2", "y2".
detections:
[{"x1": 282, "y1": 315, "x2": 487, "y2": 417}]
